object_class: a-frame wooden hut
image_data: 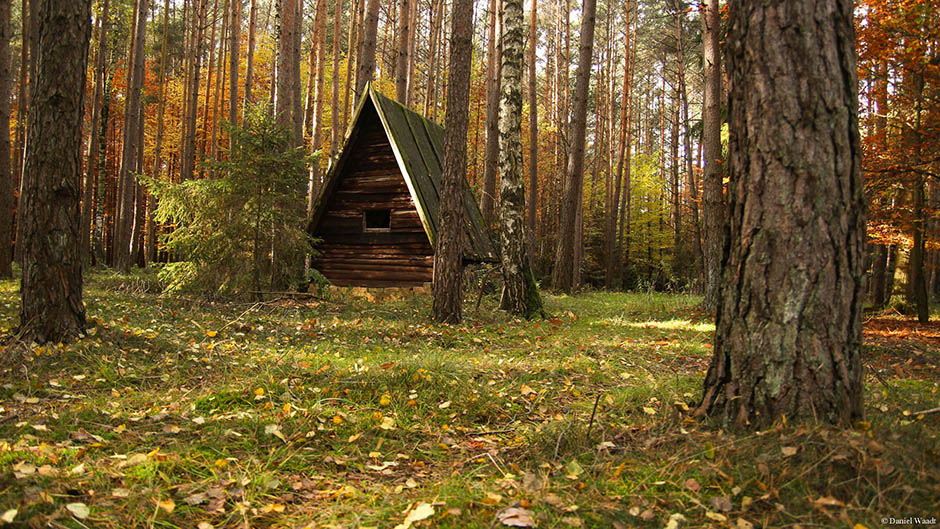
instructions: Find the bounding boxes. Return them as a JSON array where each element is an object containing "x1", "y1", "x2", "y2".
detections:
[{"x1": 307, "y1": 84, "x2": 496, "y2": 287}]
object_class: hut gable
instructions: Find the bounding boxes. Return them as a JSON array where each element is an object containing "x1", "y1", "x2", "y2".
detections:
[{"x1": 308, "y1": 85, "x2": 496, "y2": 288}]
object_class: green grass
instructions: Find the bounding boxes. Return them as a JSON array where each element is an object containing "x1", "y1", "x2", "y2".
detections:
[{"x1": 0, "y1": 270, "x2": 937, "y2": 528}]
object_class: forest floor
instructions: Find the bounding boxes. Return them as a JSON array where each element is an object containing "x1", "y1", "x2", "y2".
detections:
[{"x1": 0, "y1": 270, "x2": 938, "y2": 529}]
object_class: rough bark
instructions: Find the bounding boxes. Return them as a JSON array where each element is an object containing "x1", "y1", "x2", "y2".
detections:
[
  {"x1": 309, "y1": 0, "x2": 328, "y2": 209},
  {"x1": 276, "y1": 0, "x2": 302, "y2": 146},
  {"x1": 355, "y1": 0, "x2": 380, "y2": 105},
  {"x1": 431, "y1": 0, "x2": 473, "y2": 323},
  {"x1": 498, "y1": 0, "x2": 542, "y2": 318},
  {"x1": 607, "y1": 0, "x2": 630, "y2": 289},
  {"x1": 0, "y1": 0, "x2": 12, "y2": 277},
  {"x1": 481, "y1": 0, "x2": 501, "y2": 226},
  {"x1": 870, "y1": 244, "x2": 887, "y2": 307},
  {"x1": 11, "y1": 0, "x2": 25, "y2": 192},
  {"x1": 148, "y1": 0, "x2": 169, "y2": 265},
  {"x1": 701, "y1": 0, "x2": 723, "y2": 311},
  {"x1": 114, "y1": 0, "x2": 149, "y2": 272},
  {"x1": 525, "y1": 0, "x2": 537, "y2": 262},
  {"x1": 550, "y1": 0, "x2": 595, "y2": 292},
  {"x1": 19, "y1": 0, "x2": 91, "y2": 344},
  {"x1": 696, "y1": 0, "x2": 866, "y2": 427}
]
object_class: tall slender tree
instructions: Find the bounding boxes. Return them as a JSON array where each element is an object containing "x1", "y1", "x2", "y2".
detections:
[
  {"x1": 330, "y1": 0, "x2": 343, "y2": 154},
  {"x1": 277, "y1": 0, "x2": 302, "y2": 146},
  {"x1": 0, "y1": 0, "x2": 12, "y2": 278},
  {"x1": 229, "y1": 0, "x2": 240, "y2": 133},
  {"x1": 498, "y1": 0, "x2": 542, "y2": 318},
  {"x1": 19, "y1": 0, "x2": 92, "y2": 343},
  {"x1": 181, "y1": 0, "x2": 209, "y2": 181},
  {"x1": 696, "y1": 0, "x2": 866, "y2": 427},
  {"x1": 701, "y1": 0, "x2": 723, "y2": 311},
  {"x1": 432, "y1": 0, "x2": 474, "y2": 323},
  {"x1": 525, "y1": 0, "x2": 537, "y2": 260},
  {"x1": 480, "y1": 0, "x2": 501, "y2": 226},
  {"x1": 114, "y1": 0, "x2": 149, "y2": 272},
  {"x1": 550, "y1": 0, "x2": 596, "y2": 292},
  {"x1": 244, "y1": 0, "x2": 257, "y2": 108},
  {"x1": 394, "y1": 0, "x2": 410, "y2": 102}
]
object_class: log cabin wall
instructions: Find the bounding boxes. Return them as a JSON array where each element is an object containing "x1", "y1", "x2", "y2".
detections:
[{"x1": 312, "y1": 103, "x2": 435, "y2": 287}]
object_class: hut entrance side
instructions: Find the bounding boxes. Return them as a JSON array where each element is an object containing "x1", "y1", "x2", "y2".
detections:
[{"x1": 308, "y1": 85, "x2": 496, "y2": 288}]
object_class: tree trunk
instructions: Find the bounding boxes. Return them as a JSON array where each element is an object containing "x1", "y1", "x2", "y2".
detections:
[
  {"x1": 276, "y1": 0, "x2": 302, "y2": 146},
  {"x1": 481, "y1": 0, "x2": 501, "y2": 226},
  {"x1": 499, "y1": 0, "x2": 542, "y2": 318},
  {"x1": 19, "y1": 0, "x2": 91, "y2": 344},
  {"x1": 394, "y1": 0, "x2": 409, "y2": 102},
  {"x1": 696, "y1": 0, "x2": 866, "y2": 427},
  {"x1": 81, "y1": 0, "x2": 110, "y2": 265},
  {"x1": 344, "y1": 0, "x2": 362, "y2": 125},
  {"x1": 244, "y1": 0, "x2": 256, "y2": 108},
  {"x1": 431, "y1": 0, "x2": 473, "y2": 323},
  {"x1": 229, "y1": 0, "x2": 240, "y2": 134},
  {"x1": 330, "y1": 0, "x2": 343, "y2": 155},
  {"x1": 355, "y1": 0, "x2": 380, "y2": 104},
  {"x1": 870, "y1": 244, "x2": 888, "y2": 307},
  {"x1": 181, "y1": 0, "x2": 208, "y2": 181},
  {"x1": 0, "y1": 0, "x2": 12, "y2": 278},
  {"x1": 550, "y1": 0, "x2": 595, "y2": 293},
  {"x1": 308, "y1": 0, "x2": 328, "y2": 210},
  {"x1": 11, "y1": 0, "x2": 26, "y2": 194},
  {"x1": 701, "y1": 0, "x2": 723, "y2": 311},
  {"x1": 525, "y1": 0, "x2": 537, "y2": 262},
  {"x1": 675, "y1": 0, "x2": 701, "y2": 284},
  {"x1": 607, "y1": 0, "x2": 630, "y2": 289},
  {"x1": 114, "y1": 0, "x2": 149, "y2": 272},
  {"x1": 148, "y1": 0, "x2": 169, "y2": 265}
]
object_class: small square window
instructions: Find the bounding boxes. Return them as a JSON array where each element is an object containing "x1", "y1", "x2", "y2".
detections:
[{"x1": 364, "y1": 209, "x2": 391, "y2": 231}]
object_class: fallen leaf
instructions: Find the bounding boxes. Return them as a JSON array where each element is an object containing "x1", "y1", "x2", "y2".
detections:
[
  {"x1": 393, "y1": 502, "x2": 435, "y2": 529},
  {"x1": 736, "y1": 519, "x2": 755, "y2": 529},
  {"x1": 439, "y1": 401, "x2": 451, "y2": 409},
  {"x1": 112, "y1": 488, "x2": 131, "y2": 498},
  {"x1": 380, "y1": 416, "x2": 396, "y2": 430},
  {"x1": 198, "y1": 523, "x2": 214, "y2": 529},
  {"x1": 813, "y1": 496, "x2": 845, "y2": 508},
  {"x1": 1, "y1": 510, "x2": 17, "y2": 523},
  {"x1": 498, "y1": 506, "x2": 536, "y2": 527},
  {"x1": 66, "y1": 503, "x2": 90, "y2": 519},
  {"x1": 705, "y1": 511, "x2": 727, "y2": 522},
  {"x1": 665, "y1": 513, "x2": 686, "y2": 529},
  {"x1": 781, "y1": 446, "x2": 798, "y2": 457},
  {"x1": 683, "y1": 477, "x2": 700, "y2": 492},
  {"x1": 157, "y1": 499, "x2": 176, "y2": 513},
  {"x1": 710, "y1": 495, "x2": 733, "y2": 512}
]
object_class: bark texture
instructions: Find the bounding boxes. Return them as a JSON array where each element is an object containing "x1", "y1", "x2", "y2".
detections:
[
  {"x1": 355, "y1": 0, "x2": 381, "y2": 105},
  {"x1": 480, "y1": 0, "x2": 501, "y2": 226},
  {"x1": 0, "y1": 0, "x2": 12, "y2": 277},
  {"x1": 498, "y1": 0, "x2": 542, "y2": 318},
  {"x1": 550, "y1": 0, "x2": 596, "y2": 292},
  {"x1": 19, "y1": 0, "x2": 91, "y2": 343},
  {"x1": 697, "y1": 0, "x2": 866, "y2": 427},
  {"x1": 525, "y1": 0, "x2": 537, "y2": 261},
  {"x1": 701, "y1": 0, "x2": 723, "y2": 311},
  {"x1": 431, "y1": 0, "x2": 473, "y2": 323}
]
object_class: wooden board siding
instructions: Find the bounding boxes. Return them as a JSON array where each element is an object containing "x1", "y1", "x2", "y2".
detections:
[{"x1": 312, "y1": 104, "x2": 435, "y2": 287}]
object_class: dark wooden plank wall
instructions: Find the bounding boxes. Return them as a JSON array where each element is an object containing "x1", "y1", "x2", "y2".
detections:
[{"x1": 312, "y1": 106, "x2": 434, "y2": 287}]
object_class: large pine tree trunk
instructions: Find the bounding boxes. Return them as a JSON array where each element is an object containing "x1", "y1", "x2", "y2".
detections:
[
  {"x1": 606, "y1": 0, "x2": 630, "y2": 289},
  {"x1": 114, "y1": 0, "x2": 149, "y2": 272},
  {"x1": 229, "y1": 0, "x2": 240, "y2": 133},
  {"x1": 550, "y1": 0, "x2": 595, "y2": 292},
  {"x1": 394, "y1": 0, "x2": 409, "y2": 102},
  {"x1": 276, "y1": 0, "x2": 302, "y2": 146},
  {"x1": 330, "y1": 0, "x2": 343, "y2": 154},
  {"x1": 181, "y1": 0, "x2": 208, "y2": 181},
  {"x1": 19, "y1": 0, "x2": 91, "y2": 344},
  {"x1": 0, "y1": 0, "x2": 12, "y2": 278},
  {"x1": 498, "y1": 0, "x2": 542, "y2": 318},
  {"x1": 700, "y1": 0, "x2": 723, "y2": 311},
  {"x1": 697, "y1": 0, "x2": 866, "y2": 427},
  {"x1": 308, "y1": 0, "x2": 328, "y2": 209},
  {"x1": 480, "y1": 0, "x2": 501, "y2": 226},
  {"x1": 431, "y1": 0, "x2": 473, "y2": 323},
  {"x1": 355, "y1": 0, "x2": 381, "y2": 104}
]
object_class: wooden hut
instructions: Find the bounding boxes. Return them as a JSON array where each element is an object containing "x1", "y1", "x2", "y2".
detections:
[{"x1": 307, "y1": 84, "x2": 496, "y2": 287}]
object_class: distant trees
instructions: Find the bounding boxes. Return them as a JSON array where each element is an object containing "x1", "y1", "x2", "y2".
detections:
[
  {"x1": 19, "y1": 0, "x2": 91, "y2": 343},
  {"x1": 697, "y1": 0, "x2": 866, "y2": 426},
  {"x1": 432, "y1": 0, "x2": 474, "y2": 323}
]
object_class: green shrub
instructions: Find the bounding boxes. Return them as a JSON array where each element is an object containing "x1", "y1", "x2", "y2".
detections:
[{"x1": 146, "y1": 105, "x2": 317, "y2": 295}]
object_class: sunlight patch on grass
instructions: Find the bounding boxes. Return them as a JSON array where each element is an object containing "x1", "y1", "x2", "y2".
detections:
[{"x1": 625, "y1": 318, "x2": 714, "y2": 333}]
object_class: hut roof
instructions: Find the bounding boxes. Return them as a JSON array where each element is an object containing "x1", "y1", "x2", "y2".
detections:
[{"x1": 308, "y1": 84, "x2": 497, "y2": 263}]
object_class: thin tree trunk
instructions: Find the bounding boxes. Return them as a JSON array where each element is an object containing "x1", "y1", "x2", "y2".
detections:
[
  {"x1": 343, "y1": 0, "x2": 360, "y2": 127},
  {"x1": 148, "y1": 0, "x2": 169, "y2": 264},
  {"x1": 19, "y1": 0, "x2": 91, "y2": 343},
  {"x1": 330, "y1": 0, "x2": 343, "y2": 155},
  {"x1": 11, "y1": 0, "x2": 26, "y2": 193},
  {"x1": 355, "y1": 0, "x2": 380, "y2": 104},
  {"x1": 696, "y1": 0, "x2": 866, "y2": 427},
  {"x1": 394, "y1": 0, "x2": 409, "y2": 101},
  {"x1": 432, "y1": 0, "x2": 473, "y2": 323},
  {"x1": 525, "y1": 0, "x2": 537, "y2": 262},
  {"x1": 674, "y1": 0, "x2": 701, "y2": 283},
  {"x1": 701, "y1": 0, "x2": 723, "y2": 311},
  {"x1": 244, "y1": 0, "x2": 256, "y2": 108},
  {"x1": 606, "y1": 0, "x2": 629, "y2": 289},
  {"x1": 115, "y1": 0, "x2": 149, "y2": 272},
  {"x1": 181, "y1": 0, "x2": 208, "y2": 181},
  {"x1": 481, "y1": 0, "x2": 501, "y2": 226},
  {"x1": 308, "y1": 0, "x2": 328, "y2": 209},
  {"x1": 81, "y1": 0, "x2": 110, "y2": 264},
  {"x1": 550, "y1": 0, "x2": 596, "y2": 292},
  {"x1": 229, "y1": 0, "x2": 240, "y2": 134}
]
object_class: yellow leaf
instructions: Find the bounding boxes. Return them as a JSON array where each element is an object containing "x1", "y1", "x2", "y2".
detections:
[
  {"x1": 439, "y1": 401, "x2": 451, "y2": 409},
  {"x1": 348, "y1": 433, "x2": 362, "y2": 443},
  {"x1": 333, "y1": 415, "x2": 344, "y2": 424},
  {"x1": 379, "y1": 394, "x2": 391, "y2": 406},
  {"x1": 66, "y1": 503, "x2": 90, "y2": 519},
  {"x1": 393, "y1": 502, "x2": 435, "y2": 529},
  {"x1": 520, "y1": 384, "x2": 536, "y2": 396},
  {"x1": 380, "y1": 416, "x2": 396, "y2": 430},
  {"x1": 157, "y1": 499, "x2": 176, "y2": 513},
  {"x1": 781, "y1": 446, "x2": 798, "y2": 457},
  {"x1": 254, "y1": 388, "x2": 265, "y2": 396},
  {"x1": 206, "y1": 330, "x2": 217, "y2": 337},
  {"x1": 2, "y1": 510, "x2": 17, "y2": 523},
  {"x1": 642, "y1": 406, "x2": 656, "y2": 415}
]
